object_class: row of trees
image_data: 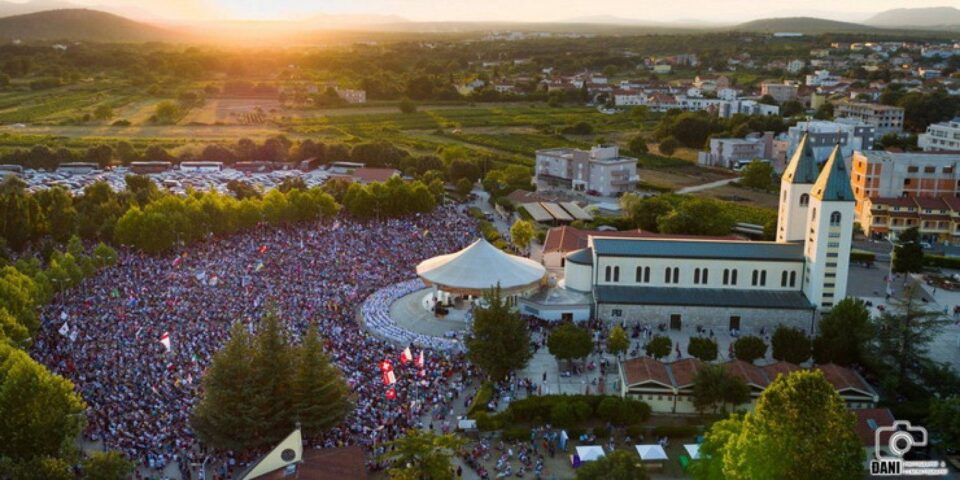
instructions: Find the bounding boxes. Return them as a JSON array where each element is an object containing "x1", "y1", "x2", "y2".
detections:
[
  {"x1": 618, "y1": 193, "x2": 776, "y2": 238},
  {"x1": 192, "y1": 313, "x2": 353, "y2": 450},
  {"x1": 654, "y1": 110, "x2": 790, "y2": 151}
]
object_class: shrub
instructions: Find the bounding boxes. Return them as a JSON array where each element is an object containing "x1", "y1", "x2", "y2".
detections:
[
  {"x1": 475, "y1": 412, "x2": 501, "y2": 431},
  {"x1": 551, "y1": 402, "x2": 577, "y2": 428},
  {"x1": 626, "y1": 424, "x2": 645, "y2": 438},
  {"x1": 468, "y1": 382, "x2": 494, "y2": 417},
  {"x1": 597, "y1": 397, "x2": 620, "y2": 423},
  {"x1": 645, "y1": 335, "x2": 672, "y2": 359},
  {"x1": 622, "y1": 398, "x2": 652, "y2": 424},
  {"x1": 771, "y1": 325, "x2": 811, "y2": 363},
  {"x1": 688, "y1": 337, "x2": 718, "y2": 361},
  {"x1": 573, "y1": 400, "x2": 593, "y2": 422},
  {"x1": 733, "y1": 335, "x2": 767, "y2": 363},
  {"x1": 593, "y1": 426, "x2": 609, "y2": 439},
  {"x1": 658, "y1": 136, "x2": 680, "y2": 156},
  {"x1": 924, "y1": 254, "x2": 960, "y2": 269},
  {"x1": 502, "y1": 427, "x2": 531, "y2": 442}
]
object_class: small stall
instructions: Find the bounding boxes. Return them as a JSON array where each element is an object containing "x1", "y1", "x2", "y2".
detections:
[
  {"x1": 635, "y1": 444, "x2": 669, "y2": 470},
  {"x1": 570, "y1": 446, "x2": 605, "y2": 468}
]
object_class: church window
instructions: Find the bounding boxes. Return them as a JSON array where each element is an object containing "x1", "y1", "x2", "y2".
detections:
[
  {"x1": 781, "y1": 271, "x2": 788, "y2": 287},
  {"x1": 760, "y1": 270, "x2": 767, "y2": 286},
  {"x1": 731, "y1": 269, "x2": 738, "y2": 285},
  {"x1": 694, "y1": 268, "x2": 700, "y2": 284},
  {"x1": 702, "y1": 269, "x2": 709, "y2": 283},
  {"x1": 830, "y1": 211, "x2": 842, "y2": 226},
  {"x1": 799, "y1": 193, "x2": 809, "y2": 207},
  {"x1": 790, "y1": 271, "x2": 797, "y2": 287},
  {"x1": 605, "y1": 266, "x2": 611, "y2": 282},
  {"x1": 644, "y1": 267, "x2": 650, "y2": 283},
  {"x1": 613, "y1": 266, "x2": 620, "y2": 282},
  {"x1": 751, "y1": 270, "x2": 758, "y2": 286},
  {"x1": 723, "y1": 269, "x2": 729, "y2": 285},
  {"x1": 636, "y1": 266, "x2": 643, "y2": 282}
]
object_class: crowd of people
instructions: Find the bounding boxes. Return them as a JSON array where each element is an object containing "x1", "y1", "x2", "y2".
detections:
[{"x1": 30, "y1": 205, "x2": 481, "y2": 477}]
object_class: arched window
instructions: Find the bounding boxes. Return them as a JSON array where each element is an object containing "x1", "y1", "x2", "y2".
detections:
[
  {"x1": 789, "y1": 271, "x2": 797, "y2": 287},
  {"x1": 751, "y1": 269, "x2": 758, "y2": 286},
  {"x1": 799, "y1": 193, "x2": 809, "y2": 207},
  {"x1": 830, "y1": 211, "x2": 842, "y2": 226},
  {"x1": 673, "y1": 267, "x2": 680, "y2": 284},
  {"x1": 636, "y1": 266, "x2": 643, "y2": 282},
  {"x1": 644, "y1": 267, "x2": 650, "y2": 283},
  {"x1": 605, "y1": 266, "x2": 611, "y2": 282},
  {"x1": 702, "y1": 269, "x2": 709, "y2": 283},
  {"x1": 723, "y1": 269, "x2": 729, "y2": 285},
  {"x1": 694, "y1": 268, "x2": 701, "y2": 284},
  {"x1": 760, "y1": 270, "x2": 767, "y2": 286},
  {"x1": 781, "y1": 271, "x2": 788, "y2": 287},
  {"x1": 613, "y1": 266, "x2": 620, "y2": 282},
  {"x1": 731, "y1": 269, "x2": 738, "y2": 285},
  {"x1": 811, "y1": 207, "x2": 817, "y2": 221},
  {"x1": 664, "y1": 267, "x2": 671, "y2": 283}
]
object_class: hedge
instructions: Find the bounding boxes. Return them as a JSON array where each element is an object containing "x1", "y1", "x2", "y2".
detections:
[
  {"x1": 494, "y1": 395, "x2": 651, "y2": 428},
  {"x1": 468, "y1": 382, "x2": 495, "y2": 417},
  {"x1": 924, "y1": 255, "x2": 960, "y2": 269},
  {"x1": 851, "y1": 249, "x2": 876, "y2": 264}
]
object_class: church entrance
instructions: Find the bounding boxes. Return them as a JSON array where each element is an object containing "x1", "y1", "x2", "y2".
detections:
[
  {"x1": 729, "y1": 316, "x2": 741, "y2": 331},
  {"x1": 670, "y1": 314, "x2": 682, "y2": 331}
]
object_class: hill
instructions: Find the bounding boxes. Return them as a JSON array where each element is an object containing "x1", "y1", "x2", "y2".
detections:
[
  {"x1": 865, "y1": 6, "x2": 960, "y2": 28},
  {"x1": 732, "y1": 16, "x2": 876, "y2": 34},
  {"x1": 0, "y1": 9, "x2": 175, "y2": 42},
  {"x1": 0, "y1": 0, "x2": 75, "y2": 17}
]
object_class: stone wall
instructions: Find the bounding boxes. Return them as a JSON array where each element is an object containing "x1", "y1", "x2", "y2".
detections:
[{"x1": 597, "y1": 303, "x2": 817, "y2": 334}]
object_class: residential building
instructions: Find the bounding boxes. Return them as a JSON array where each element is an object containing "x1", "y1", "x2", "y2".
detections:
[
  {"x1": 619, "y1": 358, "x2": 878, "y2": 413},
  {"x1": 534, "y1": 145, "x2": 639, "y2": 197},
  {"x1": 785, "y1": 119, "x2": 877, "y2": 161},
  {"x1": 760, "y1": 82, "x2": 799, "y2": 103},
  {"x1": 698, "y1": 132, "x2": 775, "y2": 169},
  {"x1": 918, "y1": 118, "x2": 960, "y2": 152},
  {"x1": 335, "y1": 88, "x2": 366, "y2": 104},
  {"x1": 850, "y1": 150, "x2": 960, "y2": 238},
  {"x1": 835, "y1": 102, "x2": 904, "y2": 134},
  {"x1": 786, "y1": 59, "x2": 806, "y2": 74},
  {"x1": 859, "y1": 196, "x2": 960, "y2": 242}
]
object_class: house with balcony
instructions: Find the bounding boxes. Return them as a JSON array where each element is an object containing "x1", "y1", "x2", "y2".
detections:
[{"x1": 534, "y1": 145, "x2": 639, "y2": 197}]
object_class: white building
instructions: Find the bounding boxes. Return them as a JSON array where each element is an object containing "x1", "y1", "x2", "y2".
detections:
[
  {"x1": 919, "y1": 118, "x2": 960, "y2": 152},
  {"x1": 805, "y1": 70, "x2": 842, "y2": 87},
  {"x1": 548, "y1": 134, "x2": 853, "y2": 331},
  {"x1": 698, "y1": 132, "x2": 775, "y2": 170},
  {"x1": 786, "y1": 59, "x2": 806, "y2": 74},
  {"x1": 534, "y1": 145, "x2": 639, "y2": 197},
  {"x1": 335, "y1": 88, "x2": 366, "y2": 104},
  {"x1": 785, "y1": 119, "x2": 877, "y2": 160}
]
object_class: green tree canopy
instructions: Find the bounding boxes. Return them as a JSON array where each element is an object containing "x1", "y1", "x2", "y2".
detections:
[
  {"x1": 892, "y1": 227, "x2": 924, "y2": 274},
  {"x1": 771, "y1": 326, "x2": 811, "y2": 364},
  {"x1": 606, "y1": 325, "x2": 629, "y2": 357},
  {"x1": 293, "y1": 324, "x2": 353, "y2": 437},
  {"x1": 575, "y1": 450, "x2": 649, "y2": 480},
  {"x1": 465, "y1": 285, "x2": 532, "y2": 380},
  {"x1": 657, "y1": 198, "x2": 735, "y2": 236},
  {"x1": 692, "y1": 363, "x2": 750, "y2": 414},
  {"x1": 688, "y1": 336, "x2": 718, "y2": 361},
  {"x1": 509, "y1": 219, "x2": 536, "y2": 252},
  {"x1": 380, "y1": 429, "x2": 464, "y2": 480},
  {"x1": 813, "y1": 297, "x2": 873, "y2": 365},
  {"x1": 739, "y1": 160, "x2": 775, "y2": 191},
  {"x1": 645, "y1": 335, "x2": 672, "y2": 360},
  {"x1": 733, "y1": 336, "x2": 767, "y2": 363},
  {"x1": 548, "y1": 323, "x2": 593, "y2": 365},
  {"x1": 81, "y1": 451, "x2": 134, "y2": 480}
]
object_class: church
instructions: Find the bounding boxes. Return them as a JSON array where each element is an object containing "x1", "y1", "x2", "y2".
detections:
[{"x1": 521, "y1": 133, "x2": 854, "y2": 334}]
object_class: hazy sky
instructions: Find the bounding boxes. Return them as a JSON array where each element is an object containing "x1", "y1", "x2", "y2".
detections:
[{"x1": 57, "y1": 0, "x2": 960, "y2": 23}]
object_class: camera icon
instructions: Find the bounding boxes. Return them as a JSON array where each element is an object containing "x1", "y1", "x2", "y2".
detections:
[{"x1": 876, "y1": 420, "x2": 928, "y2": 460}]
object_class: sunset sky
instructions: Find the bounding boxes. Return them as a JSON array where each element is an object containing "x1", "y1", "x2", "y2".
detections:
[{"x1": 47, "y1": 0, "x2": 960, "y2": 23}]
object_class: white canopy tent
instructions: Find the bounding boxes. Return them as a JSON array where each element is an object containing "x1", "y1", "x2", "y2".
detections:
[
  {"x1": 575, "y1": 446, "x2": 606, "y2": 462},
  {"x1": 635, "y1": 444, "x2": 669, "y2": 461},
  {"x1": 684, "y1": 444, "x2": 702, "y2": 460},
  {"x1": 416, "y1": 238, "x2": 546, "y2": 296}
]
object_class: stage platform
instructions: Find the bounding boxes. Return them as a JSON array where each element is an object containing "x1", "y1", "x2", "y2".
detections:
[{"x1": 389, "y1": 289, "x2": 470, "y2": 339}]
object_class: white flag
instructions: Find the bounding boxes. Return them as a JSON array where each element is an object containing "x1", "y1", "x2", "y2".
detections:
[
  {"x1": 60, "y1": 311, "x2": 67, "y2": 321},
  {"x1": 159, "y1": 332, "x2": 171, "y2": 352},
  {"x1": 58, "y1": 322, "x2": 70, "y2": 337}
]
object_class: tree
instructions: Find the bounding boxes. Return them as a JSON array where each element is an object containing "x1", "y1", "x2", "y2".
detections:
[
  {"x1": 621, "y1": 194, "x2": 674, "y2": 232},
  {"x1": 606, "y1": 325, "x2": 629, "y2": 357},
  {"x1": 548, "y1": 323, "x2": 593, "y2": 366},
  {"x1": 455, "y1": 178, "x2": 473, "y2": 197},
  {"x1": 780, "y1": 100, "x2": 804, "y2": 117},
  {"x1": 154, "y1": 101, "x2": 181, "y2": 124},
  {"x1": 81, "y1": 451, "x2": 134, "y2": 480},
  {"x1": 771, "y1": 326, "x2": 811, "y2": 364},
  {"x1": 191, "y1": 323, "x2": 260, "y2": 450},
  {"x1": 658, "y1": 136, "x2": 680, "y2": 156},
  {"x1": 733, "y1": 336, "x2": 767, "y2": 363},
  {"x1": 0, "y1": 343, "x2": 86, "y2": 469},
  {"x1": 380, "y1": 429, "x2": 464, "y2": 480},
  {"x1": 813, "y1": 298, "x2": 873, "y2": 365},
  {"x1": 692, "y1": 363, "x2": 750, "y2": 414},
  {"x1": 249, "y1": 311, "x2": 295, "y2": 445},
  {"x1": 93, "y1": 104, "x2": 113, "y2": 121},
  {"x1": 690, "y1": 414, "x2": 743, "y2": 480},
  {"x1": 36, "y1": 187, "x2": 77, "y2": 243},
  {"x1": 509, "y1": 219, "x2": 536, "y2": 252},
  {"x1": 398, "y1": 97, "x2": 417, "y2": 114},
  {"x1": 813, "y1": 101, "x2": 834, "y2": 120},
  {"x1": 722, "y1": 370, "x2": 864, "y2": 479},
  {"x1": 892, "y1": 227, "x2": 924, "y2": 275},
  {"x1": 874, "y1": 284, "x2": 951, "y2": 395},
  {"x1": 465, "y1": 285, "x2": 532, "y2": 380},
  {"x1": 293, "y1": 325, "x2": 352, "y2": 438},
  {"x1": 0, "y1": 266, "x2": 41, "y2": 343},
  {"x1": 628, "y1": 135, "x2": 648, "y2": 156},
  {"x1": 739, "y1": 160, "x2": 775, "y2": 191},
  {"x1": 575, "y1": 450, "x2": 649, "y2": 480},
  {"x1": 688, "y1": 336, "x2": 718, "y2": 361},
  {"x1": 928, "y1": 396, "x2": 960, "y2": 452},
  {"x1": 645, "y1": 335, "x2": 672, "y2": 360},
  {"x1": 658, "y1": 198, "x2": 734, "y2": 236}
]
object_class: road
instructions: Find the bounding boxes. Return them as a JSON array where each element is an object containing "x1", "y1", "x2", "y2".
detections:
[{"x1": 676, "y1": 176, "x2": 739, "y2": 194}]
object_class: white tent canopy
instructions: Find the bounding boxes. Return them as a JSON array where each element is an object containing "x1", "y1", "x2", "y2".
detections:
[
  {"x1": 575, "y1": 446, "x2": 606, "y2": 462},
  {"x1": 416, "y1": 238, "x2": 546, "y2": 293},
  {"x1": 684, "y1": 444, "x2": 701, "y2": 460},
  {"x1": 635, "y1": 444, "x2": 669, "y2": 461}
]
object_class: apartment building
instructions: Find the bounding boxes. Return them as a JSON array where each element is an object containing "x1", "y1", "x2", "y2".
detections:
[
  {"x1": 850, "y1": 150, "x2": 960, "y2": 239},
  {"x1": 860, "y1": 195, "x2": 960, "y2": 241},
  {"x1": 835, "y1": 102, "x2": 904, "y2": 134},
  {"x1": 534, "y1": 145, "x2": 639, "y2": 197},
  {"x1": 918, "y1": 118, "x2": 960, "y2": 152},
  {"x1": 698, "y1": 132, "x2": 775, "y2": 169},
  {"x1": 785, "y1": 119, "x2": 876, "y2": 161},
  {"x1": 760, "y1": 82, "x2": 799, "y2": 103}
]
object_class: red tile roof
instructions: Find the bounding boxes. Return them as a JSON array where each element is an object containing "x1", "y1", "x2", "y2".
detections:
[
  {"x1": 761, "y1": 361, "x2": 802, "y2": 383},
  {"x1": 815, "y1": 363, "x2": 875, "y2": 396},
  {"x1": 668, "y1": 358, "x2": 705, "y2": 388},
  {"x1": 723, "y1": 359, "x2": 769, "y2": 388},
  {"x1": 854, "y1": 408, "x2": 896, "y2": 447},
  {"x1": 621, "y1": 357, "x2": 673, "y2": 387},
  {"x1": 262, "y1": 446, "x2": 367, "y2": 480}
]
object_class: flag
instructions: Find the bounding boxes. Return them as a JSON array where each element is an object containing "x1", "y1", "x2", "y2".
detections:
[
  {"x1": 415, "y1": 350, "x2": 425, "y2": 368},
  {"x1": 172, "y1": 256, "x2": 183, "y2": 268},
  {"x1": 111, "y1": 288, "x2": 119, "y2": 298},
  {"x1": 385, "y1": 388, "x2": 397, "y2": 400},
  {"x1": 254, "y1": 261, "x2": 264, "y2": 273},
  {"x1": 400, "y1": 347, "x2": 413, "y2": 364},
  {"x1": 379, "y1": 360, "x2": 393, "y2": 373},
  {"x1": 159, "y1": 332, "x2": 171, "y2": 352},
  {"x1": 382, "y1": 370, "x2": 396, "y2": 385},
  {"x1": 422, "y1": 229, "x2": 430, "y2": 237},
  {"x1": 258, "y1": 245, "x2": 268, "y2": 254},
  {"x1": 418, "y1": 369, "x2": 426, "y2": 378},
  {"x1": 58, "y1": 322, "x2": 70, "y2": 337},
  {"x1": 60, "y1": 311, "x2": 67, "y2": 321},
  {"x1": 209, "y1": 275, "x2": 219, "y2": 286}
]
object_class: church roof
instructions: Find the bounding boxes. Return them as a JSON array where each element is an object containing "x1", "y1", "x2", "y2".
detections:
[
  {"x1": 782, "y1": 133, "x2": 820, "y2": 185},
  {"x1": 591, "y1": 237, "x2": 803, "y2": 262},
  {"x1": 811, "y1": 144, "x2": 854, "y2": 202},
  {"x1": 595, "y1": 285, "x2": 815, "y2": 310}
]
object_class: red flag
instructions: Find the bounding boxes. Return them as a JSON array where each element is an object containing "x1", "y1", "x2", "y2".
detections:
[
  {"x1": 258, "y1": 245, "x2": 268, "y2": 254},
  {"x1": 382, "y1": 370, "x2": 396, "y2": 385},
  {"x1": 379, "y1": 360, "x2": 393, "y2": 373},
  {"x1": 385, "y1": 388, "x2": 397, "y2": 400},
  {"x1": 400, "y1": 347, "x2": 413, "y2": 364},
  {"x1": 171, "y1": 256, "x2": 183, "y2": 268}
]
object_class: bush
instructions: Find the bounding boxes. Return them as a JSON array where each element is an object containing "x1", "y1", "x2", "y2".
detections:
[
  {"x1": 111, "y1": 119, "x2": 131, "y2": 127},
  {"x1": 475, "y1": 412, "x2": 500, "y2": 431},
  {"x1": 398, "y1": 98, "x2": 417, "y2": 114},
  {"x1": 551, "y1": 402, "x2": 577, "y2": 427},
  {"x1": 597, "y1": 397, "x2": 620, "y2": 423},
  {"x1": 688, "y1": 337, "x2": 718, "y2": 361},
  {"x1": 502, "y1": 426, "x2": 531, "y2": 442},
  {"x1": 561, "y1": 121, "x2": 594, "y2": 135},
  {"x1": 593, "y1": 426, "x2": 609, "y2": 439},
  {"x1": 734, "y1": 335, "x2": 767, "y2": 363},
  {"x1": 658, "y1": 136, "x2": 680, "y2": 156},
  {"x1": 924, "y1": 254, "x2": 960, "y2": 269},
  {"x1": 851, "y1": 249, "x2": 876, "y2": 265},
  {"x1": 645, "y1": 335, "x2": 672, "y2": 359},
  {"x1": 771, "y1": 325, "x2": 811, "y2": 364}
]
